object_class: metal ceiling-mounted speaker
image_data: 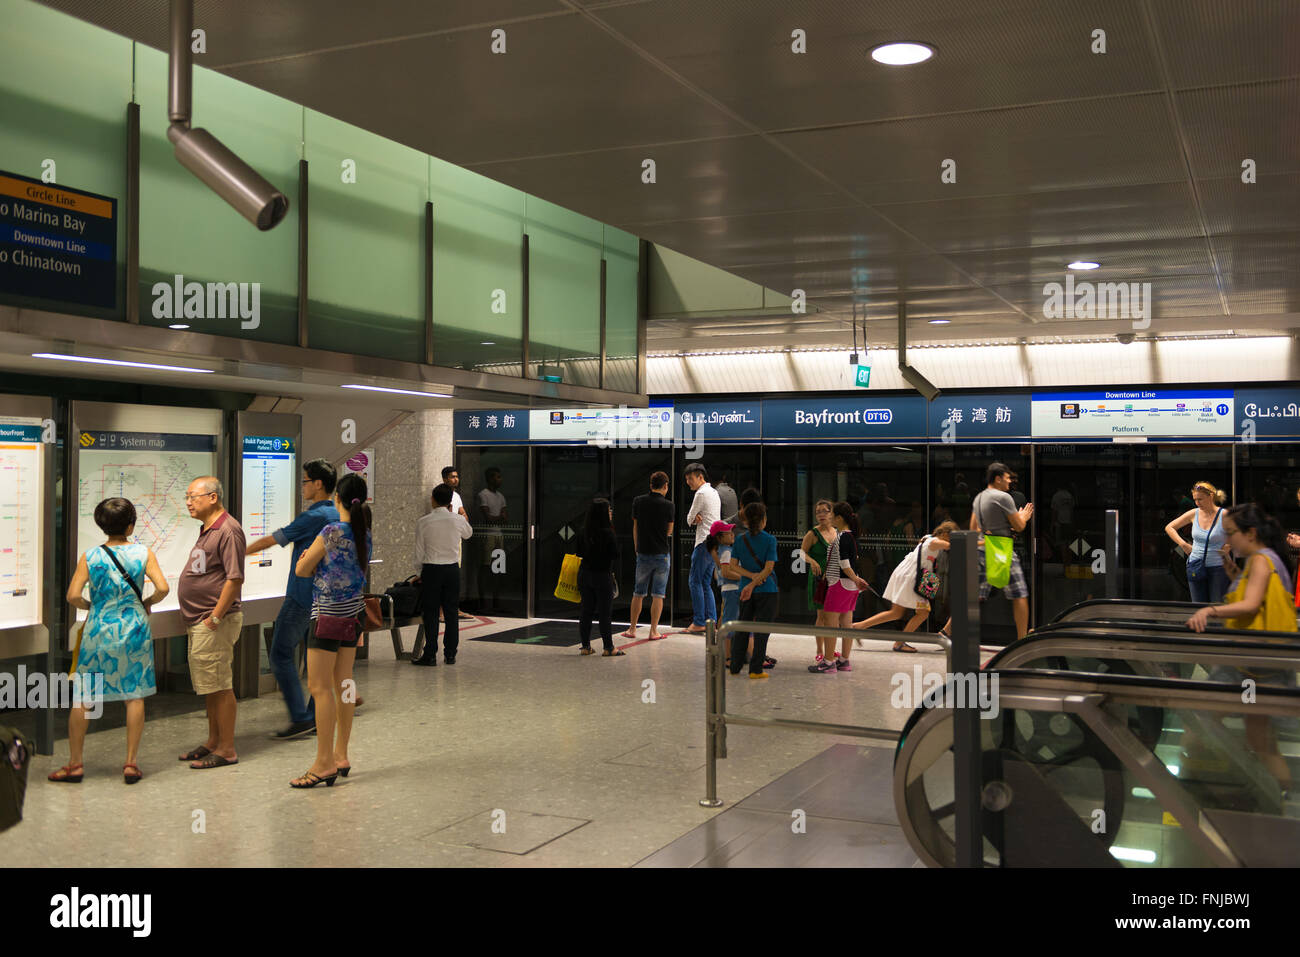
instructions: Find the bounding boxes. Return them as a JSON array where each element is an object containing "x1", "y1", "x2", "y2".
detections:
[{"x1": 167, "y1": 0, "x2": 289, "y2": 230}]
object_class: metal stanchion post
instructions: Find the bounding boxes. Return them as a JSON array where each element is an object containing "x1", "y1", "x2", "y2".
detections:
[
  {"x1": 700, "y1": 618, "x2": 722, "y2": 807},
  {"x1": 949, "y1": 530, "x2": 983, "y2": 868},
  {"x1": 1105, "y1": 509, "x2": 1119, "y2": 599},
  {"x1": 717, "y1": 619, "x2": 727, "y2": 759}
]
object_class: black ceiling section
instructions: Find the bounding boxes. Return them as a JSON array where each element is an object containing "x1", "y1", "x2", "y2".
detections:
[{"x1": 35, "y1": 0, "x2": 1300, "y2": 349}]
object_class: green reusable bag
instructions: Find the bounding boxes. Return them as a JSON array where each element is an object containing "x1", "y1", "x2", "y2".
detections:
[
  {"x1": 984, "y1": 535, "x2": 1014, "y2": 590},
  {"x1": 974, "y1": 489, "x2": 1014, "y2": 590}
]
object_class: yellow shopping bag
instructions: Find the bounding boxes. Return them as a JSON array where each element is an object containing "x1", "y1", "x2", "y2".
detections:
[{"x1": 554, "y1": 553, "x2": 582, "y2": 603}]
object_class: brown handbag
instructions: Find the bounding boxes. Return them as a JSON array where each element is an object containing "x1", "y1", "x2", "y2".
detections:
[{"x1": 362, "y1": 595, "x2": 385, "y2": 631}]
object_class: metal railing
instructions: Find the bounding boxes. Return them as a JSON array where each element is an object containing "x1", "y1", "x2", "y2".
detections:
[{"x1": 699, "y1": 617, "x2": 953, "y2": 808}]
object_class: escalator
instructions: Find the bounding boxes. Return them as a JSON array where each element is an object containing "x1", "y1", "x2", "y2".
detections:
[{"x1": 894, "y1": 669, "x2": 1300, "y2": 867}]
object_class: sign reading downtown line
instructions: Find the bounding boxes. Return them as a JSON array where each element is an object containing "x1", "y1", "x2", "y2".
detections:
[{"x1": 0, "y1": 171, "x2": 117, "y2": 310}]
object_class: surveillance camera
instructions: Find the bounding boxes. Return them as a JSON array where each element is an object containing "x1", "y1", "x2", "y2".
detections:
[
  {"x1": 1116, "y1": 332, "x2": 1136, "y2": 345},
  {"x1": 168, "y1": 125, "x2": 290, "y2": 230}
]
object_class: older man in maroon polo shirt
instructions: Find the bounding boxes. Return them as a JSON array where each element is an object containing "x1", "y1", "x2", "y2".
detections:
[{"x1": 176, "y1": 476, "x2": 246, "y2": 769}]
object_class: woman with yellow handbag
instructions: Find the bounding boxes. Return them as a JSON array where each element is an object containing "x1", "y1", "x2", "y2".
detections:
[
  {"x1": 574, "y1": 498, "x2": 623, "y2": 657},
  {"x1": 1186, "y1": 504, "x2": 1298, "y2": 802}
]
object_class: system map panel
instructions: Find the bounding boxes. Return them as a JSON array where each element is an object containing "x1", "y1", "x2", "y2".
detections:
[
  {"x1": 76, "y1": 431, "x2": 216, "y2": 617},
  {"x1": 241, "y1": 436, "x2": 296, "y2": 601},
  {"x1": 0, "y1": 419, "x2": 44, "y2": 629}
]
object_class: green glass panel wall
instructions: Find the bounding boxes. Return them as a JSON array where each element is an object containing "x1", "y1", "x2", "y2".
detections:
[
  {"x1": 604, "y1": 226, "x2": 639, "y2": 393},
  {"x1": 136, "y1": 45, "x2": 300, "y2": 343},
  {"x1": 305, "y1": 110, "x2": 424, "y2": 361},
  {"x1": 527, "y1": 196, "x2": 602, "y2": 388},
  {"x1": 430, "y1": 156, "x2": 524, "y2": 375},
  {"x1": 0, "y1": 0, "x2": 131, "y2": 320}
]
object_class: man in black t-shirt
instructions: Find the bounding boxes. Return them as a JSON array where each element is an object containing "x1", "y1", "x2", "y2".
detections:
[{"x1": 623, "y1": 471, "x2": 675, "y2": 640}]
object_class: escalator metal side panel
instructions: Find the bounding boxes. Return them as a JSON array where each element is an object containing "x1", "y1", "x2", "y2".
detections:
[{"x1": 1071, "y1": 696, "x2": 1242, "y2": 867}]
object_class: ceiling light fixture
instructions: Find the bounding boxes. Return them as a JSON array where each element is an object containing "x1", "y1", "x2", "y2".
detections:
[
  {"x1": 870, "y1": 42, "x2": 936, "y2": 65},
  {"x1": 31, "y1": 352, "x2": 214, "y2": 374},
  {"x1": 1067, "y1": 261, "x2": 1100, "y2": 270},
  {"x1": 168, "y1": 323, "x2": 190, "y2": 330},
  {"x1": 341, "y1": 384, "x2": 452, "y2": 398},
  {"x1": 928, "y1": 319, "x2": 951, "y2": 325}
]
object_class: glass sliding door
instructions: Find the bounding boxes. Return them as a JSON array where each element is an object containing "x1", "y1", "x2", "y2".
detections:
[
  {"x1": 764, "y1": 445, "x2": 928, "y2": 627},
  {"x1": 609, "y1": 449, "x2": 675, "y2": 622},
  {"x1": 456, "y1": 447, "x2": 529, "y2": 617},
  {"x1": 1134, "y1": 445, "x2": 1231, "y2": 602},
  {"x1": 1235, "y1": 443, "x2": 1300, "y2": 573},
  {"x1": 930, "y1": 444, "x2": 1029, "y2": 643},
  {"x1": 1035, "y1": 443, "x2": 1128, "y2": 622},
  {"x1": 533, "y1": 446, "x2": 605, "y2": 619},
  {"x1": 672, "y1": 448, "x2": 761, "y2": 626}
]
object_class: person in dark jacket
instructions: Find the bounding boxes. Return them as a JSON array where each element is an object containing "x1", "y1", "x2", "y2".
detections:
[{"x1": 576, "y1": 498, "x2": 624, "y2": 657}]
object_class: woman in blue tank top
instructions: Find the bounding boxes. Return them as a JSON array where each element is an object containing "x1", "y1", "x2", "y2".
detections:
[{"x1": 1164, "y1": 480, "x2": 1229, "y2": 603}]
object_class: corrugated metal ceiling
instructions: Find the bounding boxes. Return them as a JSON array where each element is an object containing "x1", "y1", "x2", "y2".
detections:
[{"x1": 37, "y1": 0, "x2": 1300, "y2": 352}]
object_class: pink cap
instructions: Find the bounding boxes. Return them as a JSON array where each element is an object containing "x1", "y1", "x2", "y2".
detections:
[{"x1": 709, "y1": 520, "x2": 735, "y2": 536}]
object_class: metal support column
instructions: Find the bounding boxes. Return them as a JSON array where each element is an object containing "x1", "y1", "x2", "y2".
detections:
[
  {"x1": 700, "y1": 618, "x2": 722, "y2": 807},
  {"x1": 125, "y1": 102, "x2": 140, "y2": 323},
  {"x1": 1104, "y1": 509, "x2": 1120, "y2": 599},
  {"x1": 296, "y1": 158, "x2": 309, "y2": 347},
  {"x1": 948, "y1": 530, "x2": 983, "y2": 867}
]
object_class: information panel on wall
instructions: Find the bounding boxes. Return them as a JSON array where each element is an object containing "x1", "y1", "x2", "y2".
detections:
[
  {"x1": 0, "y1": 418, "x2": 44, "y2": 630},
  {"x1": 1031, "y1": 390, "x2": 1235, "y2": 440},
  {"x1": 75, "y1": 430, "x2": 217, "y2": 616},
  {"x1": 240, "y1": 436, "x2": 297, "y2": 601},
  {"x1": 0, "y1": 170, "x2": 117, "y2": 309},
  {"x1": 529, "y1": 407, "x2": 675, "y2": 444}
]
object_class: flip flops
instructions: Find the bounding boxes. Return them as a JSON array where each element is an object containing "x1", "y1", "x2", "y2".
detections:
[
  {"x1": 178, "y1": 745, "x2": 212, "y2": 762},
  {"x1": 190, "y1": 753, "x2": 238, "y2": 769}
]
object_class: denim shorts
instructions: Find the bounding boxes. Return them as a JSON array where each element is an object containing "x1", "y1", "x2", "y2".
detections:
[{"x1": 633, "y1": 553, "x2": 670, "y2": 597}]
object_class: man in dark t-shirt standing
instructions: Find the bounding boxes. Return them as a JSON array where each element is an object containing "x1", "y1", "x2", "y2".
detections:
[{"x1": 622, "y1": 471, "x2": 675, "y2": 640}]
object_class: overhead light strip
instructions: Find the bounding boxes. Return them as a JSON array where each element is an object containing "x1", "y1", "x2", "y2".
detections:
[
  {"x1": 341, "y1": 384, "x2": 452, "y2": 398},
  {"x1": 32, "y1": 352, "x2": 215, "y2": 374}
]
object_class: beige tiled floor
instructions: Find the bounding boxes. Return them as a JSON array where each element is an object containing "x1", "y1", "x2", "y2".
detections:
[{"x1": 7, "y1": 619, "x2": 947, "y2": 866}]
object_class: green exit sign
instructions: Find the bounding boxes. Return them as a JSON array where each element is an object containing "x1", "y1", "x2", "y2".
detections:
[{"x1": 854, "y1": 365, "x2": 871, "y2": 388}]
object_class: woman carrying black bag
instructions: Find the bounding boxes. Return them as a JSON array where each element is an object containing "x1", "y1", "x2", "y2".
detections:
[
  {"x1": 575, "y1": 498, "x2": 623, "y2": 656},
  {"x1": 50, "y1": 498, "x2": 169, "y2": 785},
  {"x1": 1165, "y1": 481, "x2": 1230, "y2": 603}
]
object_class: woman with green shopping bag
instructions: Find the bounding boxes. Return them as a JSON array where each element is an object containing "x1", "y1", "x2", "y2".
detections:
[{"x1": 942, "y1": 462, "x2": 1034, "y2": 641}]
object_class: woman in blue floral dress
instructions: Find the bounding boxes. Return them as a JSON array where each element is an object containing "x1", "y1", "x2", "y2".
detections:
[{"x1": 50, "y1": 498, "x2": 169, "y2": 785}]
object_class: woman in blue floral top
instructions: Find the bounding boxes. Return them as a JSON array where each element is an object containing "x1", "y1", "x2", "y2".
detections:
[{"x1": 291, "y1": 473, "x2": 371, "y2": 789}]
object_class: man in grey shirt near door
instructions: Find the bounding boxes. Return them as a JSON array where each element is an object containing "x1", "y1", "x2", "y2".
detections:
[{"x1": 969, "y1": 462, "x2": 1034, "y2": 640}]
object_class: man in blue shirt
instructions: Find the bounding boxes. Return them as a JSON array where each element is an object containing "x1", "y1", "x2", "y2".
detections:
[{"x1": 246, "y1": 458, "x2": 339, "y2": 738}]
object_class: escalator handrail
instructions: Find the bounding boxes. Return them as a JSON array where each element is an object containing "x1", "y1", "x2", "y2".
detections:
[
  {"x1": 1050, "y1": 597, "x2": 1207, "y2": 624},
  {"x1": 1030, "y1": 619, "x2": 1300, "y2": 642},
  {"x1": 988, "y1": 625, "x2": 1300, "y2": 671},
  {"x1": 990, "y1": 635, "x2": 1300, "y2": 674},
  {"x1": 990, "y1": 666, "x2": 1300, "y2": 704}
]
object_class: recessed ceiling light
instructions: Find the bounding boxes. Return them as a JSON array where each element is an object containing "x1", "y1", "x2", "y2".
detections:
[
  {"x1": 870, "y1": 42, "x2": 936, "y2": 65},
  {"x1": 341, "y1": 384, "x2": 452, "y2": 398},
  {"x1": 31, "y1": 353, "x2": 214, "y2": 374},
  {"x1": 929, "y1": 319, "x2": 951, "y2": 325},
  {"x1": 1068, "y1": 261, "x2": 1100, "y2": 270},
  {"x1": 168, "y1": 323, "x2": 190, "y2": 330}
]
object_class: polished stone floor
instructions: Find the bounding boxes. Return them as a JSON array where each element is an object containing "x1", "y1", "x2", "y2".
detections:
[{"x1": 6, "y1": 618, "x2": 953, "y2": 867}]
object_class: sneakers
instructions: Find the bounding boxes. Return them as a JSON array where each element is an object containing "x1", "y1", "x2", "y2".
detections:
[
  {"x1": 748, "y1": 672, "x2": 769, "y2": 680},
  {"x1": 763, "y1": 657, "x2": 777, "y2": 668},
  {"x1": 808, "y1": 658, "x2": 836, "y2": 674},
  {"x1": 836, "y1": 658, "x2": 853, "y2": 672},
  {"x1": 272, "y1": 720, "x2": 316, "y2": 739}
]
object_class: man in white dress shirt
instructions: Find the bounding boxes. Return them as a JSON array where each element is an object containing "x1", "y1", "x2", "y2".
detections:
[
  {"x1": 683, "y1": 463, "x2": 721, "y2": 634},
  {"x1": 413, "y1": 483, "x2": 472, "y2": 666}
]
